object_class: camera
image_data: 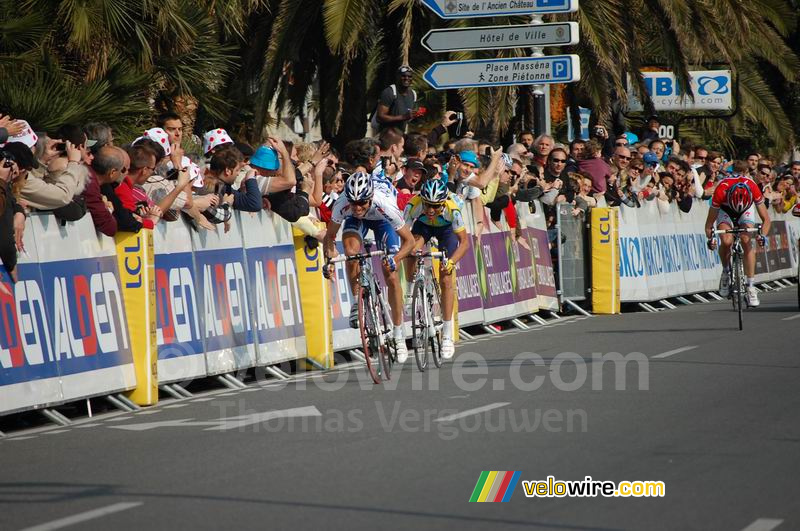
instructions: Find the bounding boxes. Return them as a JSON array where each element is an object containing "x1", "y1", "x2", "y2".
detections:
[{"x1": 593, "y1": 125, "x2": 606, "y2": 137}]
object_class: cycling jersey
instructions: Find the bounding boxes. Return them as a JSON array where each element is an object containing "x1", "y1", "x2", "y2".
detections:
[
  {"x1": 331, "y1": 189, "x2": 405, "y2": 253},
  {"x1": 330, "y1": 188, "x2": 404, "y2": 229},
  {"x1": 403, "y1": 194, "x2": 466, "y2": 232},
  {"x1": 711, "y1": 175, "x2": 764, "y2": 211}
]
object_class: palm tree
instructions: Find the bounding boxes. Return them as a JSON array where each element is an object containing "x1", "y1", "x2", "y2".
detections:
[{"x1": 0, "y1": 0, "x2": 264, "y2": 139}]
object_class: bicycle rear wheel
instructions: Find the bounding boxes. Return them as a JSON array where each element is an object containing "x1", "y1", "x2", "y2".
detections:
[
  {"x1": 411, "y1": 280, "x2": 429, "y2": 371},
  {"x1": 358, "y1": 286, "x2": 381, "y2": 384},
  {"x1": 428, "y1": 276, "x2": 444, "y2": 368}
]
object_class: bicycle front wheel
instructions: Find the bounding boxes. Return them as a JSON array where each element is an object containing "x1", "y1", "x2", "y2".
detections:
[
  {"x1": 358, "y1": 286, "x2": 381, "y2": 384},
  {"x1": 428, "y1": 275, "x2": 444, "y2": 368},
  {"x1": 733, "y1": 254, "x2": 744, "y2": 331},
  {"x1": 411, "y1": 280, "x2": 429, "y2": 372},
  {"x1": 374, "y1": 282, "x2": 393, "y2": 381}
]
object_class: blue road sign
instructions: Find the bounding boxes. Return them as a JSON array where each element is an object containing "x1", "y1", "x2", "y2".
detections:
[
  {"x1": 423, "y1": 55, "x2": 581, "y2": 90},
  {"x1": 421, "y1": 0, "x2": 578, "y2": 19}
]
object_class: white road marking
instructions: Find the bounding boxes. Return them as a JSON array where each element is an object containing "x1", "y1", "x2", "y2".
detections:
[
  {"x1": 104, "y1": 417, "x2": 132, "y2": 422},
  {"x1": 74, "y1": 423, "x2": 102, "y2": 428},
  {"x1": 19, "y1": 501, "x2": 142, "y2": 531},
  {"x1": 6, "y1": 436, "x2": 37, "y2": 441},
  {"x1": 108, "y1": 406, "x2": 322, "y2": 432},
  {"x1": 135, "y1": 410, "x2": 159, "y2": 415},
  {"x1": 192, "y1": 397, "x2": 215, "y2": 402},
  {"x1": 652, "y1": 345, "x2": 698, "y2": 359},
  {"x1": 163, "y1": 404, "x2": 188, "y2": 409},
  {"x1": 434, "y1": 402, "x2": 510, "y2": 423},
  {"x1": 781, "y1": 313, "x2": 800, "y2": 321},
  {"x1": 44, "y1": 430, "x2": 70, "y2": 435},
  {"x1": 740, "y1": 518, "x2": 784, "y2": 531},
  {"x1": 204, "y1": 406, "x2": 322, "y2": 431}
]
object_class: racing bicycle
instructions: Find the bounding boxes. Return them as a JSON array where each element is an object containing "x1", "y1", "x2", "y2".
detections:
[
  {"x1": 409, "y1": 249, "x2": 445, "y2": 371},
  {"x1": 327, "y1": 240, "x2": 395, "y2": 383},
  {"x1": 712, "y1": 226, "x2": 761, "y2": 331}
]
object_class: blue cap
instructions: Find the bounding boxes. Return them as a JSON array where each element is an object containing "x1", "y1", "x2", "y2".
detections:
[
  {"x1": 643, "y1": 152, "x2": 659, "y2": 166},
  {"x1": 458, "y1": 150, "x2": 481, "y2": 168},
  {"x1": 624, "y1": 131, "x2": 639, "y2": 145},
  {"x1": 251, "y1": 146, "x2": 280, "y2": 171}
]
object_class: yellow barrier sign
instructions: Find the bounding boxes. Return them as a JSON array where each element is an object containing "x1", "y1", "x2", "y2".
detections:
[
  {"x1": 293, "y1": 228, "x2": 334, "y2": 369},
  {"x1": 591, "y1": 208, "x2": 620, "y2": 314},
  {"x1": 115, "y1": 230, "x2": 158, "y2": 405}
]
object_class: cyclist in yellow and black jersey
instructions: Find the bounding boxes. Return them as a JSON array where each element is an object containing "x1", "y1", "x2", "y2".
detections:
[{"x1": 403, "y1": 179, "x2": 470, "y2": 359}]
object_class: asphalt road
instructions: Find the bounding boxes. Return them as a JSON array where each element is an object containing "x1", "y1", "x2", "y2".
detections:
[{"x1": 1, "y1": 288, "x2": 798, "y2": 531}]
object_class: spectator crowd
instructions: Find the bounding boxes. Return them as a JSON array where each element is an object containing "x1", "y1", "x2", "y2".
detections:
[{"x1": 1, "y1": 67, "x2": 800, "y2": 285}]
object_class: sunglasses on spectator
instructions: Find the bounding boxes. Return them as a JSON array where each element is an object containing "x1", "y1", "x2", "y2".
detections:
[
  {"x1": 550, "y1": 158, "x2": 567, "y2": 164},
  {"x1": 2, "y1": 159, "x2": 14, "y2": 169},
  {"x1": 616, "y1": 155, "x2": 632, "y2": 161},
  {"x1": 630, "y1": 166, "x2": 644, "y2": 172},
  {"x1": 760, "y1": 171, "x2": 771, "y2": 177},
  {"x1": 510, "y1": 171, "x2": 520, "y2": 178},
  {"x1": 695, "y1": 156, "x2": 707, "y2": 160}
]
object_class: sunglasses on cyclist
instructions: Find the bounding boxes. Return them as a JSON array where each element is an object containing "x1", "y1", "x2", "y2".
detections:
[
  {"x1": 422, "y1": 201, "x2": 445, "y2": 210},
  {"x1": 351, "y1": 199, "x2": 371, "y2": 208}
]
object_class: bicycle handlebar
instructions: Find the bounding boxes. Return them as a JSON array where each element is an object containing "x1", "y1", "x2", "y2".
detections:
[
  {"x1": 414, "y1": 250, "x2": 445, "y2": 260},
  {"x1": 713, "y1": 227, "x2": 761, "y2": 235},
  {"x1": 328, "y1": 250, "x2": 385, "y2": 264}
]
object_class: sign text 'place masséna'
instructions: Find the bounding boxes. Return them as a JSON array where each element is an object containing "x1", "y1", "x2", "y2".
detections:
[{"x1": 423, "y1": 55, "x2": 580, "y2": 90}]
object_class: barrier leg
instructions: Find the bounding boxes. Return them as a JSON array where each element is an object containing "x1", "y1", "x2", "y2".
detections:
[
  {"x1": 659, "y1": 299, "x2": 678, "y2": 310},
  {"x1": 529, "y1": 314, "x2": 549, "y2": 325},
  {"x1": 160, "y1": 385, "x2": 185, "y2": 400},
  {"x1": 170, "y1": 383, "x2": 194, "y2": 398},
  {"x1": 41, "y1": 409, "x2": 71, "y2": 426},
  {"x1": 115, "y1": 394, "x2": 141, "y2": 411},
  {"x1": 706, "y1": 292, "x2": 724, "y2": 301},
  {"x1": 676, "y1": 296, "x2": 693, "y2": 305},
  {"x1": 0, "y1": 429, "x2": 4, "y2": 438},
  {"x1": 482, "y1": 325, "x2": 501, "y2": 335},
  {"x1": 511, "y1": 318, "x2": 529, "y2": 330},
  {"x1": 564, "y1": 299, "x2": 592, "y2": 317},
  {"x1": 459, "y1": 330, "x2": 475, "y2": 340},
  {"x1": 223, "y1": 374, "x2": 248, "y2": 388},
  {"x1": 349, "y1": 349, "x2": 366, "y2": 363},
  {"x1": 216, "y1": 375, "x2": 240, "y2": 390},
  {"x1": 548, "y1": 311, "x2": 562, "y2": 320},
  {"x1": 693, "y1": 294, "x2": 709, "y2": 303},
  {"x1": 105, "y1": 395, "x2": 134, "y2": 413},
  {"x1": 264, "y1": 366, "x2": 290, "y2": 381},
  {"x1": 638, "y1": 303, "x2": 658, "y2": 313}
]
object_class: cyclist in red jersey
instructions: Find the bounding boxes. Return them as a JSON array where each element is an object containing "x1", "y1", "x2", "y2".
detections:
[{"x1": 704, "y1": 160, "x2": 771, "y2": 307}]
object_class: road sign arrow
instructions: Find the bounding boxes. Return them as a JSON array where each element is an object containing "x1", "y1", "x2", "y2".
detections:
[
  {"x1": 423, "y1": 55, "x2": 581, "y2": 90},
  {"x1": 421, "y1": 0, "x2": 578, "y2": 19},
  {"x1": 421, "y1": 22, "x2": 579, "y2": 53}
]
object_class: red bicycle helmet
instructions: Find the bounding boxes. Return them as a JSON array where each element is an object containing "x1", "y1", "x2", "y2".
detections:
[{"x1": 726, "y1": 182, "x2": 754, "y2": 215}]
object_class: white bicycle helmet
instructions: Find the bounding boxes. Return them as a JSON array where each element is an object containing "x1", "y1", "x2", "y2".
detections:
[{"x1": 344, "y1": 171, "x2": 374, "y2": 202}]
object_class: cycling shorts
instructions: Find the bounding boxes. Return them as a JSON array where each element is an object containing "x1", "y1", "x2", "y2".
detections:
[
  {"x1": 342, "y1": 217, "x2": 401, "y2": 254},
  {"x1": 717, "y1": 205, "x2": 756, "y2": 227},
  {"x1": 411, "y1": 220, "x2": 459, "y2": 258}
]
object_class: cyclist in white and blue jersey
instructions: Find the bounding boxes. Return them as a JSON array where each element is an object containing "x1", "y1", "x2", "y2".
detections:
[{"x1": 323, "y1": 171, "x2": 415, "y2": 363}]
